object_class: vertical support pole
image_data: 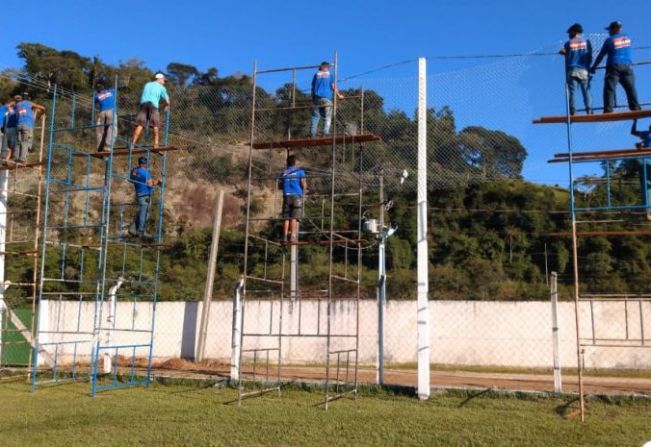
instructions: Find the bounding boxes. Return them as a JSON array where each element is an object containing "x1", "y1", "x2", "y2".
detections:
[
  {"x1": 550, "y1": 272, "x2": 562, "y2": 393},
  {"x1": 290, "y1": 244, "x2": 298, "y2": 300},
  {"x1": 0, "y1": 167, "x2": 8, "y2": 365},
  {"x1": 377, "y1": 171, "x2": 385, "y2": 385},
  {"x1": 564, "y1": 82, "x2": 585, "y2": 421},
  {"x1": 417, "y1": 57, "x2": 430, "y2": 400},
  {"x1": 231, "y1": 278, "x2": 243, "y2": 381},
  {"x1": 196, "y1": 190, "x2": 225, "y2": 362}
]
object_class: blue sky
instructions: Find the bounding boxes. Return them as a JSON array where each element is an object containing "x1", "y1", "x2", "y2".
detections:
[{"x1": 2, "y1": 0, "x2": 650, "y2": 186}]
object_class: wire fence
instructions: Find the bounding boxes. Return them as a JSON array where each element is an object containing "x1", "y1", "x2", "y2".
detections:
[{"x1": 1, "y1": 38, "x2": 651, "y2": 396}]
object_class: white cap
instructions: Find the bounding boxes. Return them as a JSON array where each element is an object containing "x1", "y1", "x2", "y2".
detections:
[{"x1": 155, "y1": 73, "x2": 165, "y2": 80}]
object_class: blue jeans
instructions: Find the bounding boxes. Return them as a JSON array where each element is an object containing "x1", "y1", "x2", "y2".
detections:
[
  {"x1": 310, "y1": 97, "x2": 332, "y2": 137},
  {"x1": 604, "y1": 64, "x2": 640, "y2": 113},
  {"x1": 135, "y1": 194, "x2": 150, "y2": 233},
  {"x1": 567, "y1": 71, "x2": 592, "y2": 115}
]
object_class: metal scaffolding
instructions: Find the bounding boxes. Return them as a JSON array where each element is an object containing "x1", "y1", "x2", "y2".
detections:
[
  {"x1": 30, "y1": 79, "x2": 177, "y2": 395},
  {"x1": 536, "y1": 77, "x2": 651, "y2": 421},
  {"x1": 235, "y1": 53, "x2": 380, "y2": 407},
  {"x1": 0, "y1": 110, "x2": 46, "y2": 374}
]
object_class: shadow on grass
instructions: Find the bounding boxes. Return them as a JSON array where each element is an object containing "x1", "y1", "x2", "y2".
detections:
[{"x1": 458, "y1": 388, "x2": 491, "y2": 407}]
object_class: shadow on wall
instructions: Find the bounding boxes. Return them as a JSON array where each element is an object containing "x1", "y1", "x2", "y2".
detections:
[{"x1": 180, "y1": 302, "x2": 199, "y2": 360}]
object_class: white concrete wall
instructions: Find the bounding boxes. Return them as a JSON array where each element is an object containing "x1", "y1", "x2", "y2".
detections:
[{"x1": 40, "y1": 299, "x2": 651, "y2": 370}]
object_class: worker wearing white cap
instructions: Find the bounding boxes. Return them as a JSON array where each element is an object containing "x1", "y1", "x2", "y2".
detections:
[{"x1": 131, "y1": 72, "x2": 170, "y2": 148}]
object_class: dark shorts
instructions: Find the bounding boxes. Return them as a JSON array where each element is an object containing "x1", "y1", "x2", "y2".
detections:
[
  {"x1": 283, "y1": 195, "x2": 303, "y2": 219},
  {"x1": 135, "y1": 102, "x2": 161, "y2": 128}
]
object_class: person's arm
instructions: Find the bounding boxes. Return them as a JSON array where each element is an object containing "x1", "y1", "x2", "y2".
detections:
[
  {"x1": 632, "y1": 120, "x2": 643, "y2": 137},
  {"x1": 32, "y1": 102, "x2": 46, "y2": 120},
  {"x1": 331, "y1": 74, "x2": 344, "y2": 99},
  {"x1": 311, "y1": 74, "x2": 317, "y2": 100},
  {"x1": 586, "y1": 40, "x2": 593, "y2": 67},
  {"x1": 591, "y1": 41, "x2": 608, "y2": 72},
  {"x1": 559, "y1": 41, "x2": 567, "y2": 55},
  {"x1": 301, "y1": 177, "x2": 307, "y2": 195}
]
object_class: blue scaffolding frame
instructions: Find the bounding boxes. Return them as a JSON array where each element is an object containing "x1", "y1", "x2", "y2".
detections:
[{"x1": 30, "y1": 78, "x2": 174, "y2": 395}]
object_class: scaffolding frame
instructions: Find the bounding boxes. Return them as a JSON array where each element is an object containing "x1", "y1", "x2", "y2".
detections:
[
  {"x1": 237, "y1": 52, "x2": 379, "y2": 407},
  {"x1": 30, "y1": 79, "x2": 176, "y2": 395},
  {"x1": 536, "y1": 77, "x2": 651, "y2": 421},
  {"x1": 0, "y1": 109, "x2": 47, "y2": 375}
]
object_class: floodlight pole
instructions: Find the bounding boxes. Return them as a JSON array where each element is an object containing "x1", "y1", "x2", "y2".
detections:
[{"x1": 417, "y1": 57, "x2": 430, "y2": 400}]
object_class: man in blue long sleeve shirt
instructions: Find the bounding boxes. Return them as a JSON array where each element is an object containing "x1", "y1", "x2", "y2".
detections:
[
  {"x1": 310, "y1": 62, "x2": 343, "y2": 138},
  {"x1": 591, "y1": 21, "x2": 640, "y2": 113},
  {"x1": 559, "y1": 23, "x2": 592, "y2": 115},
  {"x1": 128, "y1": 156, "x2": 161, "y2": 241}
]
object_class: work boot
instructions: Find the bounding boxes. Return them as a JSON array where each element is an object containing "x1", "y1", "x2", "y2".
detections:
[
  {"x1": 128, "y1": 223, "x2": 138, "y2": 237},
  {"x1": 139, "y1": 232, "x2": 154, "y2": 243}
]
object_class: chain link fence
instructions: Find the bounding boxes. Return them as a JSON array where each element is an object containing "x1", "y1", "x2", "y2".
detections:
[{"x1": 2, "y1": 38, "x2": 651, "y2": 396}]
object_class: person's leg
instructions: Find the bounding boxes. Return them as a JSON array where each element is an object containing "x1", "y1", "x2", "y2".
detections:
[
  {"x1": 579, "y1": 77, "x2": 592, "y2": 114},
  {"x1": 323, "y1": 99, "x2": 333, "y2": 136},
  {"x1": 16, "y1": 125, "x2": 29, "y2": 163},
  {"x1": 567, "y1": 76, "x2": 577, "y2": 115},
  {"x1": 290, "y1": 219, "x2": 299, "y2": 241},
  {"x1": 24, "y1": 127, "x2": 33, "y2": 162},
  {"x1": 5, "y1": 128, "x2": 16, "y2": 161},
  {"x1": 618, "y1": 65, "x2": 641, "y2": 111},
  {"x1": 603, "y1": 67, "x2": 618, "y2": 113},
  {"x1": 131, "y1": 125, "x2": 143, "y2": 146},
  {"x1": 310, "y1": 100, "x2": 321, "y2": 137},
  {"x1": 96, "y1": 111, "x2": 105, "y2": 151},
  {"x1": 152, "y1": 127, "x2": 159, "y2": 148},
  {"x1": 136, "y1": 195, "x2": 150, "y2": 234},
  {"x1": 282, "y1": 196, "x2": 290, "y2": 241}
]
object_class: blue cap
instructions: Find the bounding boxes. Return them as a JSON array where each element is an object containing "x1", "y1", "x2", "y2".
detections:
[{"x1": 138, "y1": 157, "x2": 148, "y2": 165}]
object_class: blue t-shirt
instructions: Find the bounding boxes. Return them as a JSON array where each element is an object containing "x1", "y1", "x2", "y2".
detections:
[
  {"x1": 131, "y1": 166, "x2": 153, "y2": 196},
  {"x1": 15, "y1": 100, "x2": 34, "y2": 128},
  {"x1": 6, "y1": 107, "x2": 16, "y2": 128},
  {"x1": 0, "y1": 105, "x2": 8, "y2": 129},
  {"x1": 140, "y1": 81, "x2": 170, "y2": 108},
  {"x1": 311, "y1": 70, "x2": 334, "y2": 99},
  {"x1": 563, "y1": 37, "x2": 592, "y2": 70},
  {"x1": 281, "y1": 166, "x2": 305, "y2": 196},
  {"x1": 598, "y1": 33, "x2": 633, "y2": 66},
  {"x1": 95, "y1": 88, "x2": 116, "y2": 112}
]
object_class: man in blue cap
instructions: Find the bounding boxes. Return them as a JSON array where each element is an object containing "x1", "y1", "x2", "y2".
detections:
[
  {"x1": 559, "y1": 23, "x2": 593, "y2": 115},
  {"x1": 591, "y1": 21, "x2": 641, "y2": 113},
  {"x1": 280, "y1": 154, "x2": 307, "y2": 242},
  {"x1": 128, "y1": 156, "x2": 161, "y2": 241}
]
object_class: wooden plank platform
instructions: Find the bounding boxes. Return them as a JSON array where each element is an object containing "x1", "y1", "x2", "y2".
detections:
[
  {"x1": 280, "y1": 239, "x2": 367, "y2": 246},
  {"x1": 252, "y1": 134, "x2": 381, "y2": 150},
  {"x1": 549, "y1": 148, "x2": 651, "y2": 163},
  {"x1": 0, "y1": 161, "x2": 44, "y2": 171},
  {"x1": 533, "y1": 109, "x2": 651, "y2": 124},
  {"x1": 72, "y1": 146, "x2": 179, "y2": 158}
]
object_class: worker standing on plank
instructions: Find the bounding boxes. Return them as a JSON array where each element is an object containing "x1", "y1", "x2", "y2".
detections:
[
  {"x1": 131, "y1": 73, "x2": 170, "y2": 149},
  {"x1": 94, "y1": 83, "x2": 117, "y2": 152},
  {"x1": 13, "y1": 93, "x2": 45, "y2": 164},
  {"x1": 0, "y1": 99, "x2": 8, "y2": 155},
  {"x1": 559, "y1": 23, "x2": 593, "y2": 115},
  {"x1": 591, "y1": 21, "x2": 641, "y2": 113},
  {"x1": 280, "y1": 154, "x2": 307, "y2": 242},
  {"x1": 129, "y1": 156, "x2": 161, "y2": 241},
  {"x1": 310, "y1": 62, "x2": 343, "y2": 138}
]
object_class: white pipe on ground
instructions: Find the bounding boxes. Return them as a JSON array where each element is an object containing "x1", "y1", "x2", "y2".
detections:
[{"x1": 103, "y1": 277, "x2": 125, "y2": 374}]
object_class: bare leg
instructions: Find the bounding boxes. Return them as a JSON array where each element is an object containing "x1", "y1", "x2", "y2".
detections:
[
  {"x1": 290, "y1": 219, "x2": 299, "y2": 241},
  {"x1": 132, "y1": 125, "x2": 144, "y2": 146},
  {"x1": 283, "y1": 219, "x2": 290, "y2": 241},
  {"x1": 153, "y1": 127, "x2": 159, "y2": 148}
]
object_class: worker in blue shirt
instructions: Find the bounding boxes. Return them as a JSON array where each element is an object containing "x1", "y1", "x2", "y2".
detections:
[
  {"x1": 310, "y1": 62, "x2": 343, "y2": 138},
  {"x1": 128, "y1": 157, "x2": 161, "y2": 241},
  {"x1": 559, "y1": 23, "x2": 592, "y2": 115},
  {"x1": 131, "y1": 73, "x2": 170, "y2": 149},
  {"x1": 279, "y1": 154, "x2": 307, "y2": 242},
  {"x1": 2, "y1": 100, "x2": 17, "y2": 163},
  {"x1": 0, "y1": 100, "x2": 7, "y2": 155},
  {"x1": 94, "y1": 83, "x2": 117, "y2": 152},
  {"x1": 591, "y1": 21, "x2": 641, "y2": 113},
  {"x1": 12, "y1": 93, "x2": 45, "y2": 164}
]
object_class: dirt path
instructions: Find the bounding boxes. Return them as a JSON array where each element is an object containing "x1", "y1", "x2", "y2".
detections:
[{"x1": 149, "y1": 363, "x2": 651, "y2": 396}]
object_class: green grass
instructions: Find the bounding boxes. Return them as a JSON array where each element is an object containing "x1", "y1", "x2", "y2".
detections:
[{"x1": 0, "y1": 380, "x2": 650, "y2": 447}]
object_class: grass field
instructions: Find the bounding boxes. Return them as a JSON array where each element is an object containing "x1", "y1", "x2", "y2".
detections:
[{"x1": 0, "y1": 380, "x2": 650, "y2": 447}]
